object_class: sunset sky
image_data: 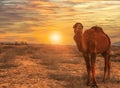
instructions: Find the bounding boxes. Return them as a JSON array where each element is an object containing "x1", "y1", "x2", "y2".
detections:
[{"x1": 0, "y1": 0, "x2": 120, "y2": 45}]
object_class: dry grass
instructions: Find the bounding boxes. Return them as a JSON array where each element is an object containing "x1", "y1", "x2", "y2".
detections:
[
  {"x1": 0, "y1": 44, "x2": 120, "y2": 88},
  {"x1": 0, "y1": 48, "x2": 17, "y2": 69}
]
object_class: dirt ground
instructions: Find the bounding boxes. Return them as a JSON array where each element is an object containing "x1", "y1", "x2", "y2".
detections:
[{"x1": 0, "y1": 44, "x2": 120, "y2": 88}]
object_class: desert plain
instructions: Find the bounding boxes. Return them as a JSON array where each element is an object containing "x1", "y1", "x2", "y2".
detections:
[{"x1": 0, "y1": 44, "x2": 120, "y2": 88}]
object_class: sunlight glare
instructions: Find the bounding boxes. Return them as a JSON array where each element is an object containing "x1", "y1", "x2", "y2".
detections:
[{"x1": 50, "y1": 32, "x2": 62, "y2": 44}]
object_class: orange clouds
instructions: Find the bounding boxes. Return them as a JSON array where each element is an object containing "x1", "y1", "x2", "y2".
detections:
[{"x1": 0, "y1": 0, "x2": 120, "y2": 44}]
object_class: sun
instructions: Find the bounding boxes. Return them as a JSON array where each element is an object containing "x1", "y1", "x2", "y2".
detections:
[{"x1": 50, "y1": 32, "x2": 62, "y2": 44}]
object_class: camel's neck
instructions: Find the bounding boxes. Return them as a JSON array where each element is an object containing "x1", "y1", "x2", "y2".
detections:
[{"x1": 74, "y1": 32, "x2": 83, "y2": 52}]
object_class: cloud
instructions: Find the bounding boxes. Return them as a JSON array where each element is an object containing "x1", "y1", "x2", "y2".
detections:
[
  {"x1": 0, "y1": 0, "x2": 44, "y2": 33},
  {"x1": 0, "y1": 30, "x2": 6, "y2": 34},
  {"x1": 0, "y1": 0, "x2": 119, "y2": 44}
]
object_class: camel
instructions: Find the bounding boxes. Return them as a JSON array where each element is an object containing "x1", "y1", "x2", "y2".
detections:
[{"x1": 73, "y1": 22, "x2": 111, "y2": 87}]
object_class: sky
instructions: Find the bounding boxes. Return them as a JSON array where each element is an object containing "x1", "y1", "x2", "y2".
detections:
[{"x1": 0, "y1": 0, "x2": 120, "y2": 45}]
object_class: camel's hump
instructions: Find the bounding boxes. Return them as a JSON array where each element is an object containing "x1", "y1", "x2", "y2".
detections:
[
  {"x1": 90, "y1": 26, "x2": 103, "y2": 32},
  {"x1": 84, "y1": 26, "x2": 105, "y2": 36},
  {"x1": 83, "y1": 26, "x2": 107, "y2": 39}
]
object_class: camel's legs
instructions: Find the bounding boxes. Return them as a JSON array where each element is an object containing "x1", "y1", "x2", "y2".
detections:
[
  {"x1": 104, "y1": 57, "x2": 108, "y2": 82},
  {"x1": 83, "y1": 53, "x2": 91, "y2": 86},
  {"x1": 102, "y1": 51, "x2": 111, "y2": 82},
  {"x1": 91, "y1": 53, "x2": 97, "y2": 86},
  {"x1": 102, "y1": 52, "x2": 108, "y2": 82},
  {"x1": 107, "y1": 54, "x2": 111, "y2": 80}
]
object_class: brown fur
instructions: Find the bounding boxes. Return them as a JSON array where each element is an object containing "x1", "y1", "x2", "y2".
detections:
[{"x1": 73, "y1": 23, "x2": 111, "y2": 87}]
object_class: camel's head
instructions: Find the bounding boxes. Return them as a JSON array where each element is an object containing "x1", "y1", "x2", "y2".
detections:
[{"x1": 73, "y1": 22, "x2": 83, "y2": 34}]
